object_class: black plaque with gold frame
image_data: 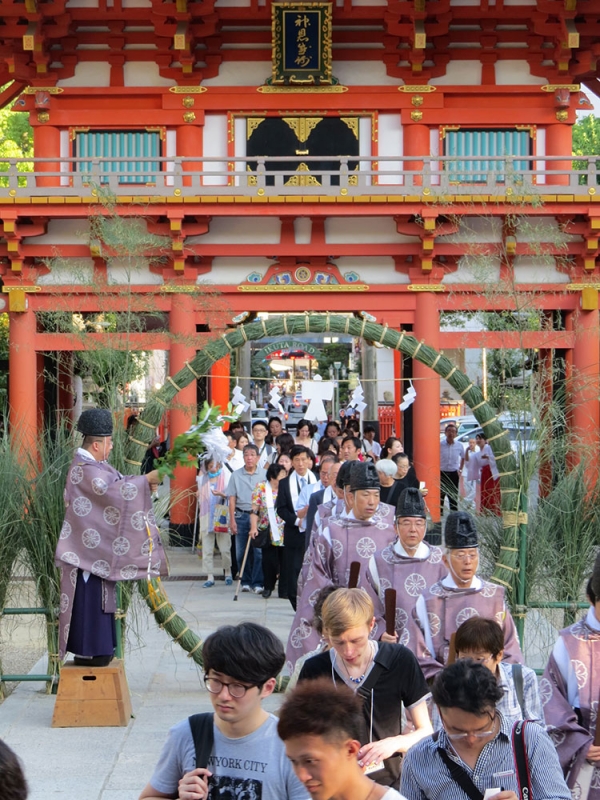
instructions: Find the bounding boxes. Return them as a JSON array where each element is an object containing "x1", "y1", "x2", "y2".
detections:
[{"x1": 271, "y1": 3, "x2": 333, "y2": 85}]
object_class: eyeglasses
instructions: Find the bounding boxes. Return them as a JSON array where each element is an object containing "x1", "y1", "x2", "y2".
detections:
[
  {"x1": 398, "y1": 519, "x2": 426, "y2": 528},
  {"x1": 441, "y1": 713, "x2": 497, "y2": 741},
  {"x1": 204, "y1": 676, "x2": 256, "y2": 698},
  {"x1": 450, "y1": 551, "x2": 479, "y2": 562}
]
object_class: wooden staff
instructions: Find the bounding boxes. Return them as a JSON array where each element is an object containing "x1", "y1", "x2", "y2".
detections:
[
  {"x1": 384, "y1": 588, "x2": 397, "y2": 637},
  {"x1": 348, "y1": 561, "x2": 360, "y2": 589},
  {"x1": 447, "y1": 632, "x2": 457, "y2": 664}
]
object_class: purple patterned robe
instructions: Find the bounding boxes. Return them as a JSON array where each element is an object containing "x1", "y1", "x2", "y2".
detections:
[
  {"x1": 55, "y1": 452, "x2": 168, "y2": 658},
  {"x1": 541, "y1": 617, "x2": 600, "y2": 797},
  {"x1": 413, "y1": 577, "x2": 524, "y2": 680},
  {"x1": 285, "y1": 503, "x2": 396, "y2": 673},
  {"x1": 364, "y1": 541, "x2": 446, "y2": 651}
]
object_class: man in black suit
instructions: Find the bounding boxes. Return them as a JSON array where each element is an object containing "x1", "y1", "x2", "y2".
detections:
[
  {"x1": 276, "y1": 445, "x2": 317, "y2": 610},
  {"x1": 303, "y1": 458, "x2": 339, "y2": 551}
]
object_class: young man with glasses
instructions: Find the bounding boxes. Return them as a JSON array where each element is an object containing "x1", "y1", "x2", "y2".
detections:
[
  {"x1": 401, "y1": 660, "x2": 569, "y2": 800},
  {"x1": 363, "y1": 488, "x2": 446, "y2": 650},
  {"x1": 139, "y1": 622, "x2": 307, "y2": 800},
  {"x1": 413, "y1": 511, "x2": 523, "y2": 681}
]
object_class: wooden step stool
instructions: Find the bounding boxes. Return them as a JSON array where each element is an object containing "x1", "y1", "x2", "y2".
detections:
[{"x1": 51, "y1": 660, "x2": 132, "y2": 728}]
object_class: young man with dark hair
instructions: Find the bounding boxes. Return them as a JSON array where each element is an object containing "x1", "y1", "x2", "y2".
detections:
[
  {"x1": 251, "y1": 419, "x2": 275, "y2": 469},
  {"x1": 454, "y1": 617, "x2": 543, "y2": 725},
  {"x1": 140, "y1": 622, "x2": 307, "y2": 800},
  {"x1": 340, "y1": 436, "x2": 362, "y2": 462},
  {"x1": 401, "y1": 660, "x2": 570, "y2": 800},
  {"x1": 279, "y1": 678, "x2": 404, "y2": 800},
  {"x1": 0, "y1": 739, "x2": 28, "y2": 800}
]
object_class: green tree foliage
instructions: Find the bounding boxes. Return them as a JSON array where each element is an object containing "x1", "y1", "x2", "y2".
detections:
[
  {"x1": 572, "y1": 114, "x2": 600, "y2": 156},
  {"x1": 0, "y1": 94, "x2": 32, "y2": 159}
]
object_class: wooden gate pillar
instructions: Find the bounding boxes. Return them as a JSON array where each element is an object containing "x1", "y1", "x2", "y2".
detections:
[
  {"x1": 569, "y1": 303, "x2": 600, "y2": 484},
  {"x1": 210, "y1": 354, "x2": 231, "y2": 414}
]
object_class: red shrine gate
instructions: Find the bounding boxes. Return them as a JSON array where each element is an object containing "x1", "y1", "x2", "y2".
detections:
[{"x1": 0, "y1": 0, "x2": 599, "y2": 530}]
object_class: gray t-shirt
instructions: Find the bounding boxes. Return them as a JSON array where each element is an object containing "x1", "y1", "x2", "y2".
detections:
[{"x1": 149, "y1": 713, "x2": 308, "y2": 800}]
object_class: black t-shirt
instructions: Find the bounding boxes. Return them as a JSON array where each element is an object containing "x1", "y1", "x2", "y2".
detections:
[{"x1": 298, "y1": 643, "x2": 429, "y2": 788}]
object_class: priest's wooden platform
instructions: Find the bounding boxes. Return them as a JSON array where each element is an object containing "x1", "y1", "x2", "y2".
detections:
[{"x1": 51, "y1": 660, "x2": 132, "y2": 728}]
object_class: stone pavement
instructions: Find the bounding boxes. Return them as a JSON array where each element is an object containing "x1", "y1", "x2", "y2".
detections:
[{"x1": 0, "y1": 546, "x2": 296, "y2": 800}]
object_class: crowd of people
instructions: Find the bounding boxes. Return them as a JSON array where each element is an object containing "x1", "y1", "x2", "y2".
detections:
[{"x1": 3, "y1": 405, "x2": 600, "y2": 800}]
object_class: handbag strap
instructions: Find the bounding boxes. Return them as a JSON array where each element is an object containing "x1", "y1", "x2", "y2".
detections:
[
  {"x1": 433, "y1": 732, "x2": 484, "y2": 800},
  {"x1": 512, "y1": 720, "x2": 533, "y2": 800}
]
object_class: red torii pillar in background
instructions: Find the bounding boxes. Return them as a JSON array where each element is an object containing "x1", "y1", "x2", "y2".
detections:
[
  {"x1": 568, "y1": 296, "x2": 600, "y2": 484},
  {"x1": 412, "y1": 291, "x2": 441, "y2": 523},
  {"x1": 8, "y1": 302, "x2": 38, "y2": 456},
  {"x1": 210, "y1": 355, "x2": 231, "y2": 413},
  {"x1": 169, "y1": 293, "x2": 197, "y2": 545}
]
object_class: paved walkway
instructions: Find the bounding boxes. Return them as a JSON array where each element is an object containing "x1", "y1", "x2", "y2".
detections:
[{"x1": 0, "y1": 546, "x2": 296, "y2": 800}]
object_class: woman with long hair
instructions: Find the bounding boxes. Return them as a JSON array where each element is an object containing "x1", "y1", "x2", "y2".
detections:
[
  {"x1": 380, "y1": 437, "x2": 403, "y2": 461},
  {"x1": 295, "y1": 419, "x2": 318, "y2": 455}
]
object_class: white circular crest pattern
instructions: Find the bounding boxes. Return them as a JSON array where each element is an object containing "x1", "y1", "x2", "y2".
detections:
[
  {"x1": 151, "y1": 560, "x2": 162, "y2": 574},
  {"x1": 69, "y1": 567, "x2": 78, "y2": 588},
  {"x1": 332, "y1": 539, "x2": 343, "y2": 560},
  {"x1": 571, "y1": 781, "x2": 582, "y2": 800},
  {"x1": 70, "y1": 466, "x2": 84, "y2": 485},
  {"x1": 456, "y1": 607, "x2": 479, "y2": 626},
  {"x1": 495, "y1": 611, "x2": 504, "y2": 625},
  {"x1": 429, "y1": 582, "x2": 445, "y2": 597},
  {"x1": 112, "y1": 537, "x2": 131, "y2": 556},
  {"x1": 61, "y1": 551, "x2": 80, "y2": 567},
  {"x1": 91, "y1": 477, "x2": 108, "y2": 496},
  {"x1": 103, "y1": 506, "x2": 121, "y2": 526},
  {"x1": 91, "y1": 560, "x2": 111, "y2": 579},
  {"x1": 60, "y1": 521, "x2": 72, "y2": 539},
  {"x1": 120, "y1": 482, "x2": 138, "y2": 501},
  {"x1": 141, "y1": 539, "x2": 152, "y2": 556},
  {"x1": 404, "y1": 573, "x2": 427, "y2": 597},
  {"x1": 379, "y1": 577, "x2": 392, "y2": 592},
  {"x1": 72, "y1": 497, "x2": 92, "y2": 517},
  {"x1": 538, "y1": 677, "x2": 553, "y2": 706},
  {"x1": 82, "y1": 528, "x2": 101, "y2": 549},
  {"x1": 291, "y1": 619, "x2": 312, "y2": 648},
  {"x1": 131, "y1": 510, "x2": 146, "y2": 531},
  {"x1": 428, "y1": 612, "x2": 441, "y2": 637},
  {"x1": 591, "y1": 767, "x2": 600, "y2": 790},
  {"x1": 120, "y1": 564, "x2": 139, "y2": 580},
  {"x1": 395, "y1": 607, "x2": 409, "y2": 630},
  {"x1": 60, "y1": 593, "x2": 69, "y2": 614},
  {"x1": 400, "y1": 628, "x2": 410, "y2": 646},
  {"x1": 570, "y1": 621, "x2": 591, "y2": 642},
  {"x1": 481, "y1": 582, "x2": 498, "y2": 598},
  {"x1": 356, "y1": 537, "x2": 377, "y2": 559},
  {"x1": 428, "y1": 547, "x2": 443, "y2": 564},
  {"x1": 547, "y1": 728, "x2": 566, "y2": 746},
  {"x1": 572, "y1": 659, "x2": 589, "y2": 690},
  {"x1": 382, "y1": 545, "x2": 396, "y2": 564}
]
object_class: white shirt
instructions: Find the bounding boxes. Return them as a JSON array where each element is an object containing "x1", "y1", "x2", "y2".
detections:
[{"x1": 440, "y1": 439, "x2": 464, "y2": 471}]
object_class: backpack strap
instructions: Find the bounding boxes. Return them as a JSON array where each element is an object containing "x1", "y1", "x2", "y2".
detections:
[
  {"x1": 512, "y1": 720, "x2": 533, "y2": 800},
  {"x1": 188, "y1": 712, "x2": 215, "y2": 769},
  {"x1": 511, "y1": 664, "x2": 525, "y2": 718}
]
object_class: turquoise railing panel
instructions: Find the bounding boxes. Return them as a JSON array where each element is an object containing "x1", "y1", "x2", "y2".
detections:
[
  {"x1": 74, "y1": 130, "x2": 161, "y2": 184},
  {"x1": 445, "y1": 129, "x2": 531, "y2": 183}
]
